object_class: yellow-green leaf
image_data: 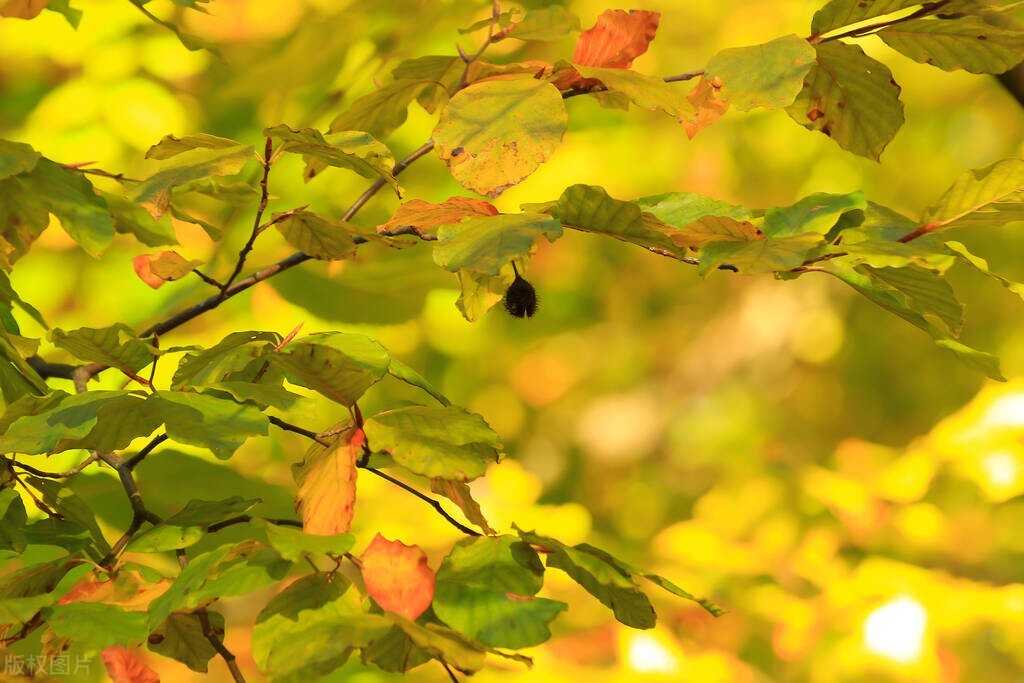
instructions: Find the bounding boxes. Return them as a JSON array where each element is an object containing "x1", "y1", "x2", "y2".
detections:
[{"x1": 704, "y1": 35, "x2": 816, "y2": 111}]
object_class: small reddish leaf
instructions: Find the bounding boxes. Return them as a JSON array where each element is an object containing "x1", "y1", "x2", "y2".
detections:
[
  {"x1": 101, "y1": 646, "x2": 160, "y2": 683},
  {"x1": 683, "y1": 76, "x2": 730, "y2": 139},
  {"x1": 377, "y1": 197, "x2": 499, "y2": 236},
  {"x1": 294, "y1": 427, "x2": 361, "y2": 534},
  {"x1": 58, "y1": 571, "x2": 169, "y2": 610},
  {"x1": 0, "y1": 0, "x2": 47, "y2": 20},
  {"x1": 555, "y1": 9, "x2": 660, "y2": 89},
  {"x1": 132, "y1": 251, "x2": 202, "y2": 289},
  {"x1": 360, "y1": 533, "x2": 435, "y2": 620}
]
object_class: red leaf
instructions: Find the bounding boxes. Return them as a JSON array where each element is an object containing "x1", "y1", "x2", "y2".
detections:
[
  {"x1": 555, "y1": 9, "x2": 661, "y2": 90},
  {"x1": 377, "y1": 197, "x2": 499, "y2": 237},
  {"x1": 101, "y1": 646, "x2": 160, "y2": 683},
  {"x1": 360, "y1": 533, "x2": 435, "y2": 620},
  {"x1": 132, "y1": 251, "x2": 202, "y2": 290},
  {"x1": 294, "y1": 427, "x2": 362, "y2": 534}
]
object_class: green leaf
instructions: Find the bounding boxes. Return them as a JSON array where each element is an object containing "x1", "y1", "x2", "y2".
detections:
[
  {"x1": 704, "y1": 35, "x2": 816, "y2": 111},
  {"x1": 128, "y1": 497, "x2": 261, "y2": 552},
  {"x1": 863, "y1": 264, "x2": 964, "y2": 335},
  {"x1": 43, "y1": 602, "x2": 148, "y2": 649},
  {"x1": 547, "y1": 184, "x2": 681, "y2": 255},
  {"x1": 364, "y1": 405, "x2": 502, "y2": 480},
  {"x1": 839, "y1": 231, "x2": 955, "y2": 269},
  {"x1": 0, "y1": 593, "x2": 55, "y2": 626},
  {"x1": 103, "y1": 192, "x2": 178, "y2": 247},
  {"x1": 148, "y1": 540, "x2": 292, "y2": 630},
  {"x1": 146, "y1": 133, "x2": 244, "y2": 160},
  {"x1": 387, "y1": 614, "x2": 487, "y2": 674},
  {"x1": 935, "y1": 338, "x2": 1005, "y2": 381},
  {"x1": 433, "y1": 213, "x2": 562, "y2": 276},
  {"x1": 0, "y1": 271, "x2": 45, "y2": 328},
  {"x1": 639, "y1": 572, "x2": 725, "y2": 617},
  {"x1": 148, "y1": 611, "x2": 223, "y2": 673},
  {"x1": 272, "y1": 332, "x2": 390, "y2": 407},
  {"x1": 506, "y1": 6, "x2": 580, "y2": 40},
  {"x1": 273, "y1": 210, "x2": 362, "y2": 260},
  {"x1": 575, "y1": 66, "x2": 695, "y2": 119},
  {"x1": 264, "y1": 125, "x2": 398, "y2": 191},
  {"x1": 455, "y1": 268, "x2": 513, "y2": 323},
  {"x1": 0, "y1": 331, "x2": 48, "y2": 399},
  {"x1": 878, "y1": 15, "x2": 1024, "y2": 73},
  {"x1": 811, "y1": 0, "x2": 924, "y2": 35},
  {"x1": 433, "y1": 536, "x2": 566, "y2": 648},
  {"x1": 24, "y1": 477, "x2": 109, "y2": 555},
  {"x1": 262, "y1": 521, "x2": 354, "y2": 561},
  {"x1": 149, "y1": 390, "x2": 269, "y2": 458},
  {"x1": 700, "y1": 233, "x2": 824, "y2": 275},
  {"x1": 50, "y1": 323, "x2": 158, "y2": 375},
  {"x1": 209, "y1": 381, "x2": 304, "y2": 410},
  {"x1": 44, "y1": 0, "x2": 81, "y2": 27},
  {"x1": 330, "y1": 79, "x2": 439, "y2": 140},
  {"x1": 360, "y1": 624, "x2": 433, "y2": 673},
  {"x1": 763, "y1": 192, "x2": 867, "y2": 237},
  {"x1": 172, "y1": 330, "x2": 280, "y2": 388},
  {"x1": 387, "y1": 359, "x2": 450, "y2": 406},
  {"x1": 634, "y1": 192, "x2": 751, "y2": 236},
  {"x1": 0, "y1": 139, "x2": 41, "y2": 180},
  {"x1": 131, "y1": 145, "x2": 255, "y2": 219},
  {"x1": 0, "y1": 487, "x2": 27, "y2": 553},
  {"x1": 945, "y1": 240, "x2": 1024, "y2": 301},
  {"x1": 433, "y1": 76, "x2": 567, "y2": 198},
  {"x1": 921, "y1": 158, "x2": 1024, "y2": 231},
  {"x1": 786, "y1": 41, "x2": 904, "y2": 161}
]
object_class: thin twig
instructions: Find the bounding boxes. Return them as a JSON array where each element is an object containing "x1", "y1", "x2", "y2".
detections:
[
  {"x1": 442, "y1": 661, "x2": 460, "y2": 683},
  {"x1": 193, "y1": 268, "x2": 224, "y2": 288},
  {"x1": 6, "y1": 453, "x2": 99, "y2": 479},
  {"x1": 268, "y1": 416, "x2": 331, "y2": 447},
  {"x1": 59, "y1": 162, "x2": 139, "y2": 183},
  {"x1": 362, "y1": 467, "x2": 482, "y2": 537},
  {"x1": 207, "y1": 515, "x2": 304, "y2": 533},
  {"x1": 222, "y1": 136, "x2": 274, "y2": 295},
  {"x1": 124, "y1": 433, "x2": 169, "y2": 471},
  {"x1": 562, "y1": 70, "x2": 704, "y2": 100},
  {"x1": 197, "y1": 608, "x2": 246, "y2": 683}
]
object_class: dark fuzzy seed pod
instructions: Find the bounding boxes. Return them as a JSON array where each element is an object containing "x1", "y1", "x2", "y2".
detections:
[{"x1": 503, "y1": 273, "x2": 538, "y2": 318}]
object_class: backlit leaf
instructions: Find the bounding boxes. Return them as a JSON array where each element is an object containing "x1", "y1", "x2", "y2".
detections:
[
  {"x1": 147, "y1": 612, "x2": 222, "y2": 673},
  {"x1": 505, "y1": 6, "x2": 580, "y2": 41},
  {"x1": 683, "y1": 76, "x2": 729, "y2": 139},
  {"x1": 272, "y1": 332, "x2": 390, "y2": 406},
  {"x1": 433, "y1": 76, "x2": 567, "y2": 198},
  {"x1": 811, "y1": 0, "x2": 923, "y2": 35},
  {"x1": 878, "y1": 15, "x2": 1024, "y2": 73},
  {"x1": 0, "y1": 139, "x2": 40, "y2": 180},
  {"x1": 131, "y1": 145, "x2": 255, "y2": 219},
  {"x1": 575, "y1": 66, "x2": 694, "y2": 120},
  {"x1": 273, "y1": 210, "x2": 362, "y2": 260},
  {"x1": 44, "y1": 602, "x2": 148, "y2": 649},
  {"x1": 699, "y1": 233, "x2": 824, "y2": 275},
  {"x1": 572, "y1": 9, "x2": 659, "y2": 68},
  {"x1": 786, "y1": 41, "x2": 904, "y2": 160},
  {"x1": 763, "y1": 191, "x2": 867, "y2": 237},
  {"x1": 430, "y1": 478, "x2": 495, "y2": 535},
  {"x1": 921, "y1": 158, "x2": 1024, "y2": 231},
  {"x1": 132, "y1": 251, "x2": 202, "y2": 289},
  {"x1": 329, "y1": 79, "x2": 438, "y2": 140},
  {"x1": 145, "y1": 134, "x2": 244, "y2": 160},
  {"x1": 704, "y1": 35, "x2": 816, "y2": 111},
  {"x1": 377, "y1": 197, "x2": 498, "y2": 237},
  {"x1": 433, "y1": 213, "x2": 562, "y2": 276},
  {"x1": 101, "y1": 646, "x2": 159, "y2": 683},
  {"x1": 262, "y1": 521, "x2": 354, "y2": 560},
  {"x1": 634, "y1": 193, "x2": 753, "y2": 249},
  {"x1": 546, "y1": 184, "x2": 681, "y2": 255},
  {"x1": 292, "y1": 428, "x2": 361, "y2": 535},
  {"x1": 360, "y1": 534, "x2": 435, "y2": 620},
  {"x1": 264, "y1": 125, "x2": 398, "y2": 191},
  {"x1": 151, "y1": 390, "x2": 269, "y2": 458}
]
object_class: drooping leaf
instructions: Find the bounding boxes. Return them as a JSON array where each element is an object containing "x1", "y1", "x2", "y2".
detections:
[
  {"x1": 147, "y1": 611, "x2": 222, "y2": 673},
  {"x1": 271, "y1": 332, "x2": 390, "y2": 407},
  {"x1": 634, "y1": 193, "x2": 753, "y2": 249},
  {"x1": 920, "y1": 157, "x2": 1024, "y2": 231},
  {"x1": 50, "y1": 323, "x2": 158, "y2": 375},
  {"x1": 377, "y1": 197, "x2": 499, "y2": 237},
  {"x1": 0, "y1": 138, "x2": 40, "y2": 179},
  {"x1": 878, "y1": 15, "x2": 1024, "y2": 74},
  {"x1": 433, "y1": 535, "x2": 566, "y2": 648},
  {"x1": 786, "y1": 41, "x2": 904, "y2": 160},
  {"x1": 360, "y1": 534, "x2": 435, "y2": 620},
  {"x1": 292, "y1": 428, "x2": 361, "y2": 535},
  {"x1": 863, "y1": 264, "x2": 964, "y2": 336},
  {"x1": 454, "y1": 268, "x2": 514, "y2": 322},
  {"x1": 273, "y1": 210, "x2": 362, "y2": 260},
  {"x1": 387, "y1": 358, "x2": 450, "y2": 406},
  {"x1": 364, "y1": 405, "x2": 502, "y2": 480},
  {"x1": 945, "y1": 240, "x2": 1024, "y2": 302},
  {"x1": 172, "y1": 330, "x2": 280, "y2": 388},
  {"x1": 0, "y1": 331, "x2": 48, "y2": 399},
  {"x1": 387, "y1": 615, "x2": 488, "y2": 674},
  {"x1": 704, "y1": 35, "x2": 816, "y2": 111},
  {"x1": 131, "y1": 145, "x2": 255, "y2": 219},
  {"x1": 516, "y1": 529, "x2": 654, "y2": 628},
  {"x1": 132, "y1": 251, "x2": 202, "y2": 289},
  {"x1": 545, "y1": 184, "x2": 681, "y2": 255},
  {"x1": 264, "y1": 125, "x2": 398, "y2": 191},
  {"x1": 433, "y1": 76, "x2": 568, "y2": 198},
  {"x1": 570, "y1": 9, "x2": 660, "y2": 71},
  {"x1": 682, "y1": 76, "x2": 730, "y2": 139},
  {"x1": 430, "y1": 478, "x2": 496, "y2": 535},
  {"x1": 329, "y1": 79, "x2": 439, "y2": 140},
  {"x1": 145, "y1": 133, "x2": 244, "y2": 160},
  {"x1": 811, "y1": 0, "x2": 924, "y2": 35},
  {"x1": 103, "y1": 192, "x2": 178, "y2": 247},
  {"x1": 433, "y1": 213, "x2": 562, "y2": 276},
  {"x1": 574, "y1": 66, "x2": 694, "y2": 120},
  {"x1": 699, "y1": 233, "x2": 825, "y2": 275},
  {"x1": 0, "y1": 488, "x2": 27, "y2": 554},
  {"x1": 935, "y1": 338, "x2": 1005, "y2": 380},
  {"x1": 149, "y1": 390, "x2": 269, "y2": 458}
]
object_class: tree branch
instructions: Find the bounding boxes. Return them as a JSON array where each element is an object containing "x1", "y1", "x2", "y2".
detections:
[{"x1": 221, "y1": 136, "x2": 273, "y2": 295}]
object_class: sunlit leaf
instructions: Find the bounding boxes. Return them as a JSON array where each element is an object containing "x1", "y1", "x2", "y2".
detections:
[
  {"x1": 377, "y1": 196, "x2": 498, "y2": 237},
  {"x1": 699, "y1": 233, "x2": 824, "y2": 275},
  {"x1": 572, "y1": 9, "x2": 660, "y2": 69},
  {"x1": 921, "y1": 157, "x2": 1024, "y2": 231},
  {"x1": 147, "y1": 612, "x2": 222, "y2": 673},
  {"x1": 505, "y1": 6, "x2": 580, "y2": 41},
  {"x1": 878, "y1": 15, "x2": 1024, "y2": 73},
  {"x1": 763, "y1": 191, "x2": 867, "y2": 237},
  {"x1": 683, "y1": 76, "x2": 730, "y2": 138},
  {"x1": 131, "y1": 145, "x2": 255, "y2": 219},
  {"x1": 329, "y1": 79, "x2": 438, "y2": 140},
  {"x1": 786, "y1": 41, "x2": 904, "y2": 160},
  {"x1": 273, "y1": 210, "x2": 362, "y2": 260},
  {"x1": 575, "y1": 66, "x2": 695, "y2": 120},
  {"x1": 44, "y1": 602, "x2": 148, "y2": 649},
  {"x1": 262, "y1": 521, "x2": 354, "y2": 561},
  {"x1": 264, "y1": 125, "x2": 398, "y2": 191},
  {"x1": 704, "y1": 35, "x2": 816, "y2": 111},
  {"x1": 430, "y1": 478, "x2": 495, "y2": 534},
  {"x1": 132, "y1": 251, "x2": 202, "y2": 289},
  {"x1": 0, "y1": 139, "x2": 40, "y2": 180},
  {"x1": 150, "y1": 390, "x2": 269, "y2": 458},
  {"x1": 272, "y1": 332, "x2": 390, "y2": 406},
  {"x1": 545, "y1": 184, "x2": 681, "y2": 255},
  {"x1": 146, "y1": 134, "x2": 244, "y2": 160},
  {"x1": 360, "y1": 534, "x2": 435, "y2": 620},
  {"x1": 811, "y1": 0, "x2": 923, "y2": 35},
  {"x1": 292, "y1": 428, "x2": 361, "y2": 535},
  {"x1": 433, "y1": 76, "x2": 567, "y2": 198},
  {"x1": 433, "y1": 213, "x2": 562, "y2": 276}
]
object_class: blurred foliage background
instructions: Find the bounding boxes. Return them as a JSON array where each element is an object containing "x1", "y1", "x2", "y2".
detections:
[{"x1": 2, "y1": 0, "x2": 1024, "y2": 681}]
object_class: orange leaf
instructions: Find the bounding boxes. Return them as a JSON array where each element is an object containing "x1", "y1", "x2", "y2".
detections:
[
  {"x1": 573, "y1": 10, "x2": 660, "y2": 69},
  {"x1": 101, "y1": 646, "x2": 159, "y2": 683},
  {"x1": 132, "y1": 251, "x2": 202, "y2": 290},
  {"x1": 0, "y1": 0, "x2": 47, "y2": 20},
  {"x1": 683, "y1": 76, "x2": 729, "y2": 139},
  {"x1": 360, "y1": 533, "x2": 435, "y2": 620},
  {"x1": 555, "y1": 9, "x2": 660, "y2": 90},
  {"x1": 377, "y1": 197, "x2": 499, "y2": 236},
  {"x1": 294, "y1": 427, "x2": 361, "y2": 535},
  {"x1": 58, "y1": 571, "x2": 169, "y2": 610}
]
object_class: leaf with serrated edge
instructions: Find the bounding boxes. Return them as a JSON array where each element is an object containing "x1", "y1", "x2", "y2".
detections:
[
  {"x1": 146, "y1": 134, "x2": 244, "y2": 160},
  {"x1": 705, "y1": 35, "x2": 816, "y2": 111},
  {"x1": 131, "y1": 146, "x2": 255, "y2": 219},
  {"x1": 921, "y1": 158, "x2": 1024, "y2": 231},
  {"x1": 360, "y1": 534, "x2": 435, "y2": 620},
  {"x1": 548, "y1": 184, "x2": 681, "y2": 255}
]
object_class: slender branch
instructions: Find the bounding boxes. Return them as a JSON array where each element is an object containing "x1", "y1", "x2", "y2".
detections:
[
  {"x1": 563, "y1": 70, "x2": 704, "y2": 100},
  {"x1": 59, "y1": 162, "x2": 139, "y2": 183},
  {"x1": 207, "y1": 515, "x2": 303, "y2": 533},
  {"x1": 197, "y1": 608, "x2": 246, "y2": 683},
  {"x1": 377, "y1": 225, "x2": 438, "y2": 240},
  {"x1": 442, "y1": 661, "x2": 460, "y2": 683},
  {"x1": 813, "y1": 0, "x2": 951, "y2": 44},
  {"x1": 362, "y1": 467, "x2": 482, "y2": 537},
  {"x1": 455, "y1": 0, "x2": 501, "y2": 90},
  {"x1": 221, "y1": 136, "x2": 273, "y2": 295},
  {"x1": 193, "y1": 268, "x2": 224, "y2": 289},
  {"x1": 6, "y1": 453, "x2": 99, "y2": 479},
  {"x1": 268, "y1": 416, "x2": 331, "y2": 446},
  {"x1": 124, "y1": 433, "x2": 169, "y2": 471}
]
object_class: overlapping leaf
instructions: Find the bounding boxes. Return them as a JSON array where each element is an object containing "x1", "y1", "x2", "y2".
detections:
[
  {"x1": 704, "y1": 35, "x2": 816, "y2": 111},
  {"x1": 377, "y1": 197, "x2": 498, "y2": 237},
  {"x1": 292, "y1": 428, "x2": 362, "y2": 535},
  {"x1": 271, "y1": 332, "x2": 390, "y2": 406},
  {"x1": 920, "y1": 158, "x2": 1024, "y2": 231},
  {"x1": 131, "y1": 145, "x2": 254, "y2": 219},
  {"x1": 433, "y1": 213, "x2": 562, "y2": 276},
  {"x1": 811, "y1": 0, "x2": 924, "y2": 35},
  {"x1": 265, "y1": 125, "x2": 398, "y2": 191},
  {"x1": 878, "y1": 15, "x2": 1024, "y2": 73},
  {"x1": 132, "y1": 251, "x2": 202, "y2": 289},
  {"x1": 273, "y1": 210, "x2": 362, "y2": 260}
]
